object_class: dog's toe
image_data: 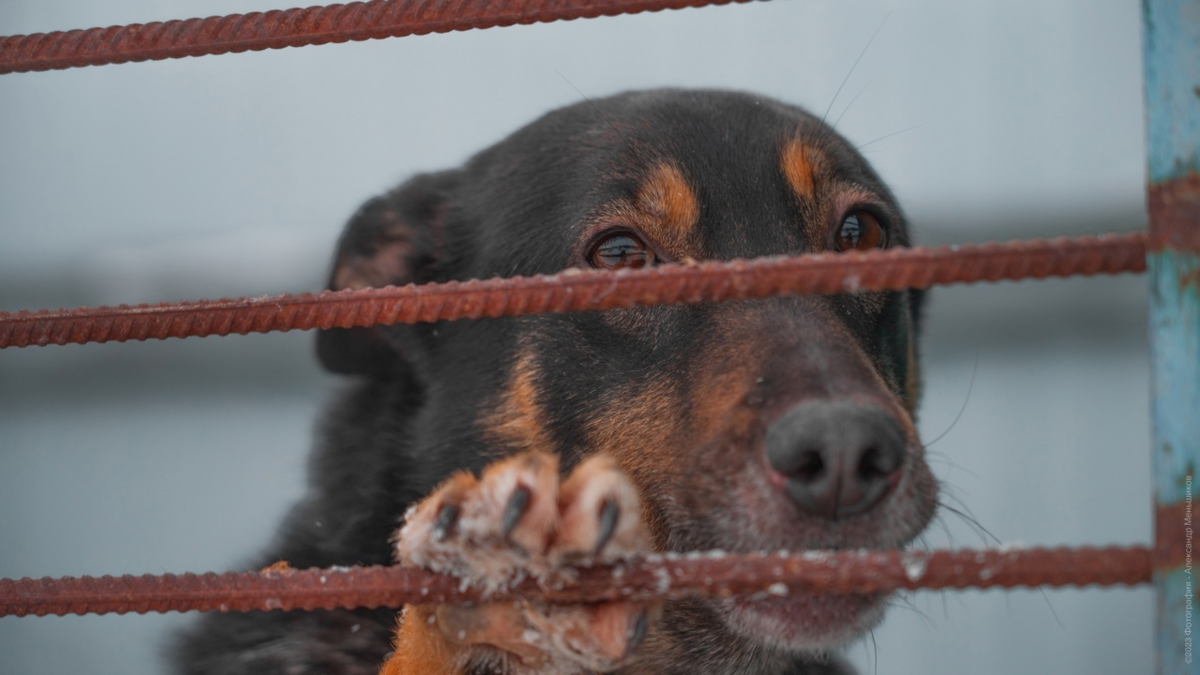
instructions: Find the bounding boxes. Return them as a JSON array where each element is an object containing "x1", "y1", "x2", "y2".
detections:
[
  {"x1": 479, "y1": 451, "x2": 560, "y2": 560},
  {"x1": 554, "y1": 454, "x2": 652, "y2": 563},
  {"x1": 391, "y1": 452, "x2": 656, "y2": 673},
  {"x1": 397, "y1": 451, "x2": 562, "y2": 588}
]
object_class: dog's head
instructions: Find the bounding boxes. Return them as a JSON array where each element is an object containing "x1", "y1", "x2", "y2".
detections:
[{"x1": 320, "y1": 89, "x2": 936, "y2": 659}]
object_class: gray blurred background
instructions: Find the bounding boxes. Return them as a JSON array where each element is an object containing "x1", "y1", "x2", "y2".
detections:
[{"x1": 0, "y1": 1, "x2": 1151, "y2": 673}]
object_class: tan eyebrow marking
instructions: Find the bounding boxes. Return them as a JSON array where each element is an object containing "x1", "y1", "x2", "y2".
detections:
[
  {"x1": 635, "y1": 162, "x2": 701, "y2": 246},
  {"x1": 780, "y1": 137, "x2": 827, "y2": 201}
]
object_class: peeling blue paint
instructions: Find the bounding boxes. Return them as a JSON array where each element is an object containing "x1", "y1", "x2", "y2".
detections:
[
  {"x1": 1143, "y1": 0, "x2": 1200, "y2": 183},
  {"x1": 1145, "y1": 2, "x2": 1200, "y2": 673},
  {"x1": 1150, "y1": 248, "x2": 1200, "y2": 675},
  {"x1": 1150, "y1": 252, "x2": 1200, "y2": 507},
  {"x1": 1150, "y1": 249, "x2": 1200, "y2": 674}
]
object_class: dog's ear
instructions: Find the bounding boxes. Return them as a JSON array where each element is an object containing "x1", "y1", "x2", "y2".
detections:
[{"x1": 317, "y1": 171, "x2": 458, "y2": 376}]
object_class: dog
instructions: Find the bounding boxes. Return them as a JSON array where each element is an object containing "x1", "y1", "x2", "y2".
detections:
[{"x1": 173, "y1": 88, "x2": 936, "y2": 675}]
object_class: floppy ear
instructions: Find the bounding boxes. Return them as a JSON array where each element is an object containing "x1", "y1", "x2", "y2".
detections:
[{"x1": 317, "y1": 171, "x2": 458, "y2": 376}]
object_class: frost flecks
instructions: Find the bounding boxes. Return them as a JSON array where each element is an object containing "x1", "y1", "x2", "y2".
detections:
[
  {"x1": 653, "y1": 567, "x2": 672, "y2": 594},
  {"x1": 902, "y1": 554, "x2": 927, "y2": 582}
]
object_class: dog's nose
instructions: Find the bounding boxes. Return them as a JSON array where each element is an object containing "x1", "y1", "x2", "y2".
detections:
[{"x1": 766, "y1": 401, "x2": 905, "y2": 520}]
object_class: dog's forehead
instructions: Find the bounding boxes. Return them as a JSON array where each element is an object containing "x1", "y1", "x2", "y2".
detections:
[
  {"x1": 461, "y1": 90, "x2": 904, "y2": 272},
  {"x1": 611, "y1": 92, "x2": 858, "y2": 161},
  {"x1": 557, "y1": 91, "x2": 898, "y2": 255}
]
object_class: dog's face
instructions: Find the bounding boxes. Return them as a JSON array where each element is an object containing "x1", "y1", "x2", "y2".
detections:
[{"x1": 320, "y1": 89, "x2": 936, "y2": 657}]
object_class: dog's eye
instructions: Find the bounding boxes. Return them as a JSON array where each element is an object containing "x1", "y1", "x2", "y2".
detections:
[
  {"x1": 588, "y1": 233, "x2": 656, "y2": 270},
  {"x1": 834, "y1": 211, "x2": 886, "y2": 252}
]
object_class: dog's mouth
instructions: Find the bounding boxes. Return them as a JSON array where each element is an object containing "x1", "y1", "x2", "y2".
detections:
[
  {"x1": 723, "y1": 591, "x2": 888, "y2": 650},
  {"x1": 651, "y1": 432, "x2": 931, "y2": 652}
]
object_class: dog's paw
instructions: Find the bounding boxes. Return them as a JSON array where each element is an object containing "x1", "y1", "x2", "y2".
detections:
[{"x1": 394, "y1": 452, "x2": 655, "y2": 673}]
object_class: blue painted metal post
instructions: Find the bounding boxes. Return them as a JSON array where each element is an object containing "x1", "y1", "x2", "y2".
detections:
[{"x1": 1144, "y1": 1, "x2": 1200, "y2": 673}]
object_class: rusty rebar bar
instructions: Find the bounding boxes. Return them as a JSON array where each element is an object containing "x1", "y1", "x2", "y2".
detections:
[
  {"x1": 0, "y1": 0, "x2": 744, "y2": 75},
  {"x1": 0, "y1": 546, "x2": 1153, "y2": 617},
  {"x1": 0, "y1": 233, "x2": 1147, "y2": 350}
]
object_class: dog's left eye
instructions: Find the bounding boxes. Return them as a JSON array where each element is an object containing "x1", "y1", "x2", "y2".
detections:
[
  {"x1": 834, "y1": 211, "x2": 886, "y2": 252},
  {"x1": 588, "y1": 233, "x2": 656, "y2": 270}
]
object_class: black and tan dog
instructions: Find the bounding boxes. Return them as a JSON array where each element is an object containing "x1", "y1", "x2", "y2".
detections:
[{"x1": 175, "y1": 89, "x2": 936, "y2": 675}]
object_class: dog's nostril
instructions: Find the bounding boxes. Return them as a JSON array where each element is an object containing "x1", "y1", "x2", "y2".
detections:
[
  {"x1": 766, "y1": 401, "x2": 906, "y2": 520},
  {"x1": 858, "y1": 448, "x2": 878, "y2": 479},
  {"x1": 860, "y1": 444, "x2": 902, "y2": 479},
  {"x1": 794, "y1": 450, "x2": 825, "y2": 481},
  {"x1": 858, "y1": 447, "x2": 888, "y2": 479}
]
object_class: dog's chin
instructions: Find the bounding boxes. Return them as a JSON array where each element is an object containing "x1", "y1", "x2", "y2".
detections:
[{"x1": 722, "y1": 592, "x2": 887, "y2": 651}]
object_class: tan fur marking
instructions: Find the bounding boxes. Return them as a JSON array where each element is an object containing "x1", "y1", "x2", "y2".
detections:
[
  {"x1": 637, "y1": 162, "x2": 700, "y2": 241},
  {"x1": 690, "y1": 362, "x2": 759, "y2": 444},
  {"x1": 581, "y1": 379, "x2": 684, "y2": 543},
  {"x1": 585, "y1": 379, "x2": 683, "y2": 464},
  {"x1": 259, "y1": 560, "x2": 291, "y2": 574},
  {"x1": 381, "y1": 606, "x2": 464, "y2": 675},
  {"x1": 781, "y1": 138, "x2": 826, "y2": 201},
  {"x1": 483, "y1": 350, "x2": 554, "y2": 455},
  {"x1": 587, "y1": 162, "x2": 702, "y2": 261}
]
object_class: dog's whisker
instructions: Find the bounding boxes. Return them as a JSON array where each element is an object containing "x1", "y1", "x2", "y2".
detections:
[
  {"x1": 923, "y1": 450, "x2": 982, "y2": 481},
  {"x1": 923, "y1": 347, "x2": 981, "y2": 449},
  {"x1": 854, "y1": 124, "x2": 924, "y2": 152},
  {"x1": 554, "y1": 70, "x2": 641, "y2": 162},
  {"x1": 887, "y1": 593, "x2": 934, "y2": 628},
  {"x1": 912, "y1": 533, "x2": 934, "y2": 554},
  {"x1": 929, "y1": 514, "x2": 960, "y2": 548},
  {"x1": 832, "y1": 80, "x2": 873, "y2": 130},
  {"x1": 871, "y1": 627, "x2": 881, "y2": 675},
  {"x1": 936, "y1": 499, "x2": 1000, "y2": 546},
  {"x1": 821, "y1": 16, "x2": 888, "y2": 127},
  {"x1": 1037, "y1": 587, "x2": 1065, "y2": 628},
  {"x1": 934, "y1": 476, "x2": 972, "y2": 505}
]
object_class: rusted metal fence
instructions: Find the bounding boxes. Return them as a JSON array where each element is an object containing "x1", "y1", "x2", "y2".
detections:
[
  {"x1": 0, "y1": 233, "x2": 1147, "y2": 348},
  {"x1": 0, "y1": 0, "x2": 746, "y2": 74},
  {"x1": 0, "y1": 0, "x2": 1196, "y2": 673},
  {"x1": 0, "y1": 548, "x2": 1156, "y2": 618}
]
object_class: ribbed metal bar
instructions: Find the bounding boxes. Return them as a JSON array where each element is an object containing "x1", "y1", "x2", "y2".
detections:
[
  {"x1": 0, "y1": 233, "x2": 1147, "y2": 349},
  {"x1": 0, "y1": 547, "x2": 1154, "y2": 618},
  {"x1": 1144, "y1": 1, "x2": 1200, "y2": 673},
  {"x1": 0, "y1": 0, "x2": 745, "y2": 75}
]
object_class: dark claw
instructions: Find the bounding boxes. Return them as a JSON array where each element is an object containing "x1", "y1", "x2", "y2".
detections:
[
  {"x1": 625, "y1": 609, "x2": 649, "y2": 657},
  {"x1": 593, "y1": 497, "x2": 619, "y2": 555},
  {"x1": 502, "y1": 485, "x2": 532, "y2": 539},
  {"x1": 432, "y1": 503, "x2": 459, "y2": 541}
]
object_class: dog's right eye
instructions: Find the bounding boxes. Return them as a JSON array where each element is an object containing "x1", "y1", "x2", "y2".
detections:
[
  {"x1": 588, "y1": 233, "x2": 656, "y2": 270},
  {"x1": 834, "y1": 211, "x2": 886, "y2": 252}
]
